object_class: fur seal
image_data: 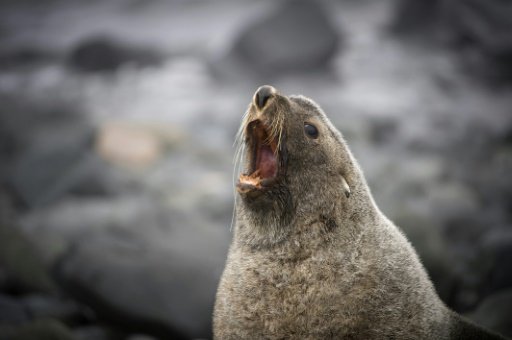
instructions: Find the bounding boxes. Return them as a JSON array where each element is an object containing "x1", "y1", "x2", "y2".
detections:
[{"x1": 213, "y1": 85, "x2": 508, "y2": 339}]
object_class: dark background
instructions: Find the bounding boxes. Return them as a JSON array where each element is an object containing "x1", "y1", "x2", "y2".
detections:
[{"x1": 0, "y1": 0, "x2": 511, "y2": 339}]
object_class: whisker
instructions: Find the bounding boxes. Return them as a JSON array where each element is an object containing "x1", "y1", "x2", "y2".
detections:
[
  {"x1": 233, "y1": 109, "x2": 248, "y2": 148},
  {"x1": 230, "y1": 106, "x2": 251, "y2": 232},
  {"x1": 268, "y1": 101, "x2": 284, "y2": 156}
]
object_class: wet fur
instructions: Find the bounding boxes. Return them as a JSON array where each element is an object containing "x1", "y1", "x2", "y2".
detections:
[{"x1": 214, "y1": 90, "x2": 508, "y2": 339}]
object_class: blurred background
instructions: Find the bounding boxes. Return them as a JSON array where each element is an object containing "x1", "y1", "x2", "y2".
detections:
[{"x1": 0, "y1": 0, "x2": 511, "y2": 339}]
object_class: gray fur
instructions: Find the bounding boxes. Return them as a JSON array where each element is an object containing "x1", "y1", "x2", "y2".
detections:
[{"x1": 213, "y1": 88, "x2": 508, "y2": 339}]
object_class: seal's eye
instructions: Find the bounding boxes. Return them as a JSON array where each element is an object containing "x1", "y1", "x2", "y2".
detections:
[{"x1": 304, "y1": 123, "x2": 319, "y2": 139}]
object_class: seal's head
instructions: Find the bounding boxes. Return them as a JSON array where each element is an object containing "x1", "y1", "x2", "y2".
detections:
[{"x1": 235, "y1": 86, "x2": 367, "y2": 247}]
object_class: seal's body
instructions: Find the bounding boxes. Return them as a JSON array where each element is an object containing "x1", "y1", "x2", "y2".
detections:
[{"x1": 214, "y1": 86, "x2": 506, "y2": 339}]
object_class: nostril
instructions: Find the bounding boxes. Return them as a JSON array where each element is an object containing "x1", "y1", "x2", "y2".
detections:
[{"x1": 255, "y1": 85, "x2": 274, "y2": 109}]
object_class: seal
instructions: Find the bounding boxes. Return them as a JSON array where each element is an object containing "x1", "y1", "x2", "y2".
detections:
[{"x1": 213, "y1": 86, "x2": 508, "y2": 339}]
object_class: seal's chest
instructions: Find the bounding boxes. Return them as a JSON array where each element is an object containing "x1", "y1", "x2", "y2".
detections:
[{"x1": 237, "y1": 254, "x2": 350, "y2": 334}]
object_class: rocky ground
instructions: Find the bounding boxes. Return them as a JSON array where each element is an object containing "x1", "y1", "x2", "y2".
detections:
[{"x1": 0, "y1": 0, "x2": 511, "y2": 339}]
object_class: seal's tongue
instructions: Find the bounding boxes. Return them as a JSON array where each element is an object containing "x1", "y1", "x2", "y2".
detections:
[{"x1": 257, "y1": 144, "x2": 277, "y2": 178}]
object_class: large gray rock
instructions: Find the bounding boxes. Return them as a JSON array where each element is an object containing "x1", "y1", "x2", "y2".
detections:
[
  {"x1": 391, "y1": 0, "x2": 512, "y2": 81},
  {"x1": 0, "y1": 295, "x2": 30, "y2": 325},
  {"x1": 229, "y1": 0, "x2": 341, "y2": 75},
  {"x1": 0, "y1": 222, "x2": 56, "y2": 295},
  {"x1": 390, "y1": 0, "x2": 443, "y2": 36},
  {"x1": 21, "y1": 295, "x2": 86, "y2": 325},
  {"x1": 466, "y1": 289, "x2": 512, "y2": 338},
  {"x1": 0, "y1": 319, "x2": 75, "y2": 340},
  {"x1": 479, "y1": 230, "x2": 512, "y2": 296},
  {"x1": 9, "y1": 134, "x2": 95, "y2": 208},
  {"x1": 67, "y1": 36, "x2": 163, "y2": 73},
  {"x1": 21, "y1": 195, "x2": 230, "y2": 339},
  {"x1": 0, "y1": 94, "x2": 98, "y2": 208},
  {"x1": 56, "y1": 232, "x2": 225, "y2": 339},
  {"x1": 73, "y1": 325, "x2": 119, "y2": 340},
  {"x1": 447, "y1": 0, "x2": 512, "y2": 80},
  {"x1": 0, "y1": 47, "x2": 55, "y2": 70}
]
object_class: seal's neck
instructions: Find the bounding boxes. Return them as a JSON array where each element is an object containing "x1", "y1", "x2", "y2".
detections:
[{"x1": 234, "y1": 161, "x2": 381, "y2": 250}]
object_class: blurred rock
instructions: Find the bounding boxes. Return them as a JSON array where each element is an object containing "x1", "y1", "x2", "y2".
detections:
[
  {"x1": 463, "y1": 127, "x2": 512, "y2": 213},
  {"x1": 67, "y1": 155, "x2": 139, "y2": 198},
  {"x1": 73, "y1": 325, "x2": 118, "y2": 340},
  {"x1": 0, "y1": 47, "x2": 55, "y2": 70},
  {"x1": 68, "y1": 37, "x2": 163, "y2": 73},
  {"x1": 0, "y1": 319, "x2": 75, "y2": 340},
  {"x1": 0, "y1": 222, "x2": 56, "y2": 294},
  {"x1": 19, "y1": 195, "x2": 170, "y2": 265},
  {"x1": 96, "y1": 123, "x2": 169, "y2": 169},
  {"x1": 9, "y1": 144, "x2": 96, "y2": 209},
  {"x1": 0, "y1": 94, "x2": 98, "y2": 208},
  {"x1": 22, "y1": 295, "x2": 86, "y2": 325},
  {"x1": 466, "y1": 289, "x2": 512, "y2": 338},
  {"x1": 391, "y1": 0, "x2": 512, "y2": 82},
  {"x1": 0, "y1": 295, "x2": 30, "y2": 325},
  {"x1": 0, "y1": 268, "x2": 7, "y2": 291},
  {"x1": 55, "y1": 232, "x2": 225, "y2": 339},
  {"x1": 125, "y1": 334, "x2": 158, "y2": 340},
  {"x1": 390, "y1": 0, "x2": 443, "y2": 37},
  {"x1": 20, "y1": 193, "x2": 229, "y2": 339},
  {"x1": 0, "y1": 99, "x2": 131, "y2": 204},
  {"x1": 228, "y1": 0, "x2": 341, "y2": 76},
  {"x1": 368, "y1": 116, "x2": 399, "y2": 145},
  {"x1": 429, "y1": 182, "x2": 478, "y2": 220},
  {"x1": 447, "y1": 0, "x2": 512, "y2": 81},
  {"x1": 480, "y1": 230, "x2": 512, "y2": 296}
]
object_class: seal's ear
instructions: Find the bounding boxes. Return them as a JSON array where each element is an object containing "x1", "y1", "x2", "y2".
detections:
[{"x1": 341, "y1": 175, "x2": 350, "y2": 198}]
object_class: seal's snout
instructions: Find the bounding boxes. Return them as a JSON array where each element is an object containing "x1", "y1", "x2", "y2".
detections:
[
  {"x1": 238, "y1": 84, "x2": 286, "y2": 197},
  {"x1": 254, "y1": 85, "x2": 276, "y2": 110}
]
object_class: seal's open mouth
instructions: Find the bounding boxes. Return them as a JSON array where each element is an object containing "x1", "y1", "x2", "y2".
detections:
[{"x1": 237, "y1": 120, "x2": 279, "y2": 194}]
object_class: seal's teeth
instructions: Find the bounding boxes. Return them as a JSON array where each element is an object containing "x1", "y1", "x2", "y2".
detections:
[{"x1": 237, "y1": 174, "x2": 263, "y2": 193}]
